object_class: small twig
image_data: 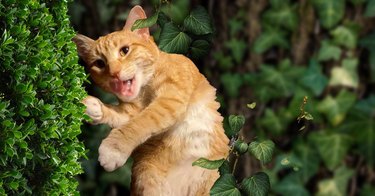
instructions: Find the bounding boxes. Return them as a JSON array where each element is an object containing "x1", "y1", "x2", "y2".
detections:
[{"x1": 232, "y1": 153, "x2": 239, "y2": 174}]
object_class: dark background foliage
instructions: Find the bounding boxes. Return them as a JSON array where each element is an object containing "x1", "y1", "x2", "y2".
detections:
[{"x1": 69, "y1": 0, "x2": 375, "y2": 195}]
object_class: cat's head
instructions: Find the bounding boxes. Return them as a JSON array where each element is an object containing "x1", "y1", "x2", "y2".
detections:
[{"x1": 73, "y1": 6, "x2": 159, "y2": 102}]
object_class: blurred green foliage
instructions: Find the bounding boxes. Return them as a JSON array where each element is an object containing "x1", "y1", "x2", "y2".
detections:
[
  {"x1": 0, "y1": 0, "x2": 87, "y2": 194},
  {"x1": 69, "y1": 0, "x2": 375, "y2": 195}
]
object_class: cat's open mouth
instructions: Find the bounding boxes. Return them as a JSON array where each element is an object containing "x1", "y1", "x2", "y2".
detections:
[{"x1": 110, "y1": 76, "x2": 136, "y2": 97}]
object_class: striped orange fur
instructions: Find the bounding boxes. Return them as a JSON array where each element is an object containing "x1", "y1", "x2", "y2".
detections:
[{"x1": 73, "y1": 5, "x2": 229, "y2": 195}]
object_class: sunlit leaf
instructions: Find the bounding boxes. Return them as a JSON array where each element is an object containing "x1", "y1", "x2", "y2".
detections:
[
  {"x1": 248, "y1": 140, "x2": 275, "y2": 164},
  {"x1": 317, "y1": 166, "x2": 354, "y2": 196},
  {"x1": 192, "y1": 158, "x2": 225, "y2": 170},
  {"x1": 329, "y1": 58, "x2": 359, "y2": 88},
  {"x1": 317, "y1": 90, "x2": 356, "y2": 126},
  {"x1": 247, "y1": 102, "x2": 256, "y2": 109},
  {"x1": 210, "y1": 174, "x2": 241, "y2": 196},
  {"x1": 241, "y1": 172, "x2": 270, "y2": 196}
]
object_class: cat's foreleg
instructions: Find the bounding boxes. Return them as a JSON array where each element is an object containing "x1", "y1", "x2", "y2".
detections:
[{"x1": 82, "y1": 96, "x2": 130, "y2": 128}]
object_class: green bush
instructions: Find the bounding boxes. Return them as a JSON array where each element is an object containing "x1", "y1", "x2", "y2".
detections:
[{"x1": 0, "y1": 0, "x2": 86, "y2": 194}]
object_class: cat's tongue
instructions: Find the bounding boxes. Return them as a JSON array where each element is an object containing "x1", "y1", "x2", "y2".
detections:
[{"x1": 110, "y1": 78, "x2": 135, "y2": 97}]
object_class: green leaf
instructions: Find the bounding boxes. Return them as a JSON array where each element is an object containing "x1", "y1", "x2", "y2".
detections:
[
  {"x1": 131, "y1": 11, "x2": 159, "y2": 31},
  {"x1": 262, "y1": 5, "x2": 298, "y2": 31},
  {"x1": 192, "y1": 158, "x2": 225, "y2": 170},
  {"x1": 317, "y1": 166, "x2": 354, "y2": 196},
  {"x1": 158, "y1": 22, "x2": 192, "y2": 54},
  {"x1": 294, "y1": 140, "x2": 320, "y2": 183},
  {"x1": 241, "y1": 172, "x2": 270, "y2": 196},
  {"x1": 329, "y1": 58, "x2": 359, "y2": 88},
  {"x1": 360, "y1": 183, "x2": 375, "y2": 196},
  {"x1": 345, "y1": 95, "x2": 375, "y2": 166},
  {"x1": 248, "y1": 140, "x2": 275, "y2": 164},
  {"x1": 225, "y1": 38, "x2": 247, "y2": 64},
  {"x1": 331, "y1": 25, "x2": 358, "y2": 49},
  {"x1": 317, "y1": 90, "x2": 356, "y2": 126},
  {"x1": 300, "y1": 59, "x2": 328, "y2": 96},
  {"x1": 234, "y1": 140, "x2": 248, "y2": 154},
  {"x1": 247, "y1": 102, "x2": 256, "y2": 109},
  {"x1": 313, "y1": 0, "x2": 345, "y2": 29},
  {"x1": 210, "y1": 174, "x2": 241, "y2": 196},
  {"x1": 365, "y1": 0, "x2": 375, "y2": 17},
  {"x1": 183, "y1": 6, "x2": 213, "y2": 35},
  {"x1": 258, "y1": 108, "x2": 286, "y2": 135},
  {"x1": 219, "y1": 160, "x2": 231, "y2": 175},
  {"x1": 253, "y1": 30, "x2": 289, "y2": 53},
  {"x1": 220, "y1": 73, "x2": 243, "y2": 98},
  {"x1": 228, "y1": 115, "x2": 245, "y2": 135},
  {"x1": 317, "y1": 40, "x2": 342, "y2": 61},
  {"x1": 190, "y1": 40, "x2": 210, "y2": 60},
  {"x1": 310, "y1": 131, "x2": 351, "y2": 170},
  {"x1": 273, "y1": 173, "x2": 309, "y2": 196}
]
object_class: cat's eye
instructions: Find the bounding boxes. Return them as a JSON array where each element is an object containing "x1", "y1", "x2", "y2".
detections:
[
  {"x1": 120, "y1": 46, "x2": 129, "y2": 56},
  {"x1": 93, "y1": 59, "x2": 106, "y2": 69}
]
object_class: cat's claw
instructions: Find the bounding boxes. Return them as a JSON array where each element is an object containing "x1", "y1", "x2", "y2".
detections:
[
  {"x1": 82, "y1": 96, "x2": 103, "y2": 124},
  {"x1": 98, "y1": 139, "x2": 128, "y2": 172}
]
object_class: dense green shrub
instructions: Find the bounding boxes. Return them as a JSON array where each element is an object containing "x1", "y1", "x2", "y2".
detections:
[{"x1": 0, "y1": 0, "x2": 87, "y2": 194}]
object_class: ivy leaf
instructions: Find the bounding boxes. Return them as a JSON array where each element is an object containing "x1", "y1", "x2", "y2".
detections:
[
  {"x1": 131, "y1": 11, "x2": 159, "y2": 31},
  {"x1": 294, "y1": 140, "x2": 320, "y2": 183},
  {"x1": 344, "y1": 95, "x2": 375, "y2": 166},
  {"x1": 317, "y1": 90, "x2": 356, "y2": 126},
  {"x1": 365, "y1": 0, "x2": 375, "y2": 17},
  {"x1": 258, "y1": 109, "x2": 285, "y2": 135},
  {"x1": 248, "y1": 140, "x2": 275, "y2": 164},
  {"x1": 183, "y1": 6, "x2": 213, "y2": 35},
  {"x1": 310, "y1": 131, "x2": 351, "y2": 170},
  {"x1": 210, "y1": 174, "x2": 242, "y2": 196},
  {"x1": 228, "y1": 115, "x2": 245, "y2": 135},
  {"x1": 190, "y1": 40, "x2": 210, "y2": 60},
  {"x1": 273, "y1": 173, "x2": 309, "y2": 196},
  {"x1": 241, "y1": 172, "x2": 270, "y2": 196},
  {"x1": 225, "y1": 38, "x2": 247, "y2": 64},
  {"x1": 331, "y1": 25, "x2": 358, "y2": 49},
  {"x1": 313, "y1": 0, "x2": 345, "y2": 29},
  {"x1": 220, "y1": 73, "x2": 242, "y2": 98},
  {"x1": 317, "y1": 166, "x2": 354, "y2": 196},
  {"x1": 158, "y1": 22, "x2": 192, "y2": 54},
  {"x1": 253, "y1": 30, "x2": 289, "y2": 54},
  {"x1": 329, "y1": 58, "x2": 359, "y2": 88},
  {"x1": 300, "y1": 59, "x2": 328, "y2": 96},
  {"x1": 192, "y1": 158, "x2": 225, "y2": 170},
  {"x1": 317, "y1": 40, "x2": 342, "y2": 61},
  {"x1": 262, "y1": 5, "x2": 299, "y2": 31},
  {"x1": 219, "y1": 160, "x2": 231, "y2": 175}
]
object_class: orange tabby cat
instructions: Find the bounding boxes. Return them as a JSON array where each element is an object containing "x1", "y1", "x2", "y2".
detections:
[{"x1": 73, "y1": 5, "x2": 229, "y2": 195}]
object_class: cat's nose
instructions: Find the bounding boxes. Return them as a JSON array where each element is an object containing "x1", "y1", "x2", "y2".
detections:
[{"x1": 108, "y1": 64, "x2": 121, "y2": 77}]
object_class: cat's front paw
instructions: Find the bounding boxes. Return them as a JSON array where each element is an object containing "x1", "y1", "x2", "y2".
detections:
[
  {"x1": 98, "y1": 137, "x2": 129, "y2": 172},
  {"x1": 82, "y1": 96, "x2": 103, "y2": 124}
]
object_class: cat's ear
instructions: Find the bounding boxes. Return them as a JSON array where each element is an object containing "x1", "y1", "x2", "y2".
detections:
[
  {"x1": 123, "y1": 5, "x2": 150, "y2": 39},
  {"x1": 72, "y1": 34, "x2": 95, "y2": 61}
]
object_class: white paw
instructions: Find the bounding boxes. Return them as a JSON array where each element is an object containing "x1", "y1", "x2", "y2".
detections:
[
  {"x1": 82, "y1": 96, "x2": 103, "y2": 124},
  {"x1": 98, "y1": 140, "x2": 128, "y2": 172}
]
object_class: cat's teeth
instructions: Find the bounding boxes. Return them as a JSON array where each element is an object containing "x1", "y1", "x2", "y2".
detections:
[{"x1": 126, "y1": 80, "x2": 132, "y2": 86}]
